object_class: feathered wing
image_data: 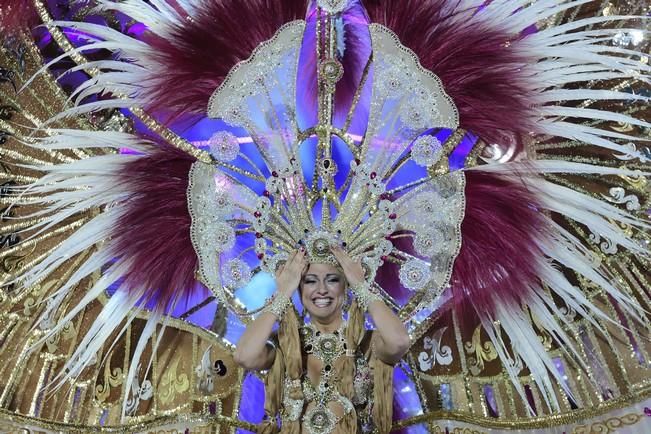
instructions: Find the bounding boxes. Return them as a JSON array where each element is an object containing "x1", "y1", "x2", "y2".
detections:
[
  {"x1": 0, "y1": 20, "x2": 252, "y2": 431},
  {"x1": 2, "y1": 0, "x2": 338, "y2": 426},
  {"x1": 364, "y1": 0, "x2": 651, "y2": 420},
  {"x1": 0, "y1": 0, "x2": 307, "y2": 423}
]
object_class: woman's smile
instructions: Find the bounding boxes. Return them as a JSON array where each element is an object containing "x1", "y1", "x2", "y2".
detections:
[{"x1": 300, "y1": 263, "x2": 346, "y2": 323}]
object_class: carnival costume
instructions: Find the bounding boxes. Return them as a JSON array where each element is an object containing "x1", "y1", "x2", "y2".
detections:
[{"x1": 0, "y1": 0, "x2": 650, "y2": 432}]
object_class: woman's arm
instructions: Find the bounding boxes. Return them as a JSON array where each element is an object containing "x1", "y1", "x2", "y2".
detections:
[
  {"x1": 233, "y1": 311, "x2": 278, "y2": 371},
  {"x1": 368, "y1": 300, "x2": 410, "y2": 364},
  {"x1": 233, "y1": 249, "x2": 306, "y2": 371},
  {"x1": 330, "y1": 246, "x2": 410, "y2": 364}
]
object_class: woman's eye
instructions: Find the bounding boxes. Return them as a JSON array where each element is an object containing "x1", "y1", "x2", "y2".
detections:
[
  {"x1": 304, "y1": 280, "x2": 316, "y2": 285},
  {"x1": 327, "y1": 279, "x2": 339, "y2": 284}
]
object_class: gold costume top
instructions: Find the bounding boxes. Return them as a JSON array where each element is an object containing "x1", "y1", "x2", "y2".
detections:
[{"x1": 281, "y1": 323, "x2": 374, "y2": 433}]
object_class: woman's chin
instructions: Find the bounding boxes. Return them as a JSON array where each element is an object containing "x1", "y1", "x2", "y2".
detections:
[{"x1": 307, "y1": 304, "x2": 342, "y2": 321}]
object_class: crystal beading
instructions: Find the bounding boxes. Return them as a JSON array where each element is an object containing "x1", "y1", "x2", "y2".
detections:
[
  {"x1": 350, "y1": 281, "x2": 381, "y2": 311},
  {"x1": 264, "y1": 292, "x2": 291, "y2": 320}
]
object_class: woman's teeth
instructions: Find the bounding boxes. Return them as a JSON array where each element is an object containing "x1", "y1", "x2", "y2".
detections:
[{"x1": 313, "y1": 297, "x2": 332, "y2": 308}]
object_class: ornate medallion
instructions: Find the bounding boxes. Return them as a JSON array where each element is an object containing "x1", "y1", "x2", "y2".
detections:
[{"x1": 304, "y1": 405, "x2": 338, "y2": 434}]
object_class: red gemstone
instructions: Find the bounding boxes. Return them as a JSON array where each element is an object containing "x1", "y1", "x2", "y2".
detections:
[
  {"x1": 389, "y1": 213, "x2": 397, "y2": 220},
  {"x1": 272, "y1": 171, "x2": 278, "y2": 177},
  {"x1": 255, "y1": 232, "x2": 262, "y2": 238},
  {"x1": 263, "y1": 190, "x2": 270, "y2": 197},
  {"x1": 254, "y1": 211, "x2": 262, "y2": 218},
  {"x1": 381, "y1": 255, "x2": 388, "y2": 261},
  {"x1": 355, "y1": 158, "x2": 361, "y2": 165},
  {"x1": 370, "y1": 172, "x2": 377, "y2": 179},
  {"x1": 257, "y1": 253, "x2": 265, "y2": 259}
]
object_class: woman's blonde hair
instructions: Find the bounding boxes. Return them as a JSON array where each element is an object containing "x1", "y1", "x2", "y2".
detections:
[{"x1": 259, "y1": 298, "x2": 394, "y2": 433}]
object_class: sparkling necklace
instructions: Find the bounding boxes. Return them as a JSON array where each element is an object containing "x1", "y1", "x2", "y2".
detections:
[{"x1": 300, "y1": 321, "x2": 352, "y2": 434}]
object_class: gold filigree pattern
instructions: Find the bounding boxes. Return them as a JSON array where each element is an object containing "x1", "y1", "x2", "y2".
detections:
[
  {"x1": 159, "y1": 354, "x2": 190, "y2": 405},
  {"x1": 94, "y1": 352, "x2": 123, "y2": 403},
  {"x1": 572, "y1": 413, "x2": 644, "y2": 434},
  {"x1": 464, "y1": 326, "x2": 498, "y2": 376}
]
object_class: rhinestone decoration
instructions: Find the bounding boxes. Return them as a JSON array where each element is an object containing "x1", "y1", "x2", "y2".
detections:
[
  {"x1": 319, "y1": 59, "x2": 344, "y2": 87},
  {"x1": 317, "y1": 0, "x2": 347, "y2": 14},
  {"x1": 263, "y1": 252, "x2": 288, "y2": 273},
  {"x1": 213, "y1": 222, "x2": 236, "y2": 252},
  {"x1": 414, "y1": 191, "x2": 449, "y2": 221},
  {"x1": 208, "y1": 131, "x2": 240, "y2": 161},
  {"x1": 265, "y1": 176, "x2": 282, "y2": 195},
  {"x1": 401, "y1": 99, "x2": 438, "y2": 130},
  {"x1": 299, "y1": 322, "x2": 348, "y2": 433},
  {"x1": 302, "y1": 323, "x2": 347, "y2": 365},
  {"x1": 399, "y1": 258, "x2": 432, "y2": 291},
  {"x1": 352, "y1": 358, "x2": 372, "y2": 406},
  {"x1": 255, "y1": 238, "x2": 267, "y2": 253},
  {"x1": 305, "y1": 231, "x2": 340, "y2": 265},
  {"x1": 282, "y1": 377, "x2": 304, "y2": 421},
  {"x1": 213, "y1": 97, "x2": 246, "y2": 126},
  {"x1": 221, "y1": 258, "x2": 252, "y2": 288},
  {"x1": 413, "y1": 229, "x2": 446, "y2": 256},
  {"x1": 318, "y1": 158, "x2": 338, "y2": 177},
  {"x1": 411, "y1": 135, "x2": 443, "y2": 167},
  {"x1": 376, "y1": 64, "x2": 406, "y2": 98},
  {"x1": 305, "y1": 406, "x2": 337, "y2": 434},
  {"x1": 318, "y1": 336, "x2": 339, "y2": 358},
  {"x1": 213, "y1": 190, "x2": 233, "y2": 215},
  {"x1": 253, "y1": 196, "x2": 272, "y2": 232}
]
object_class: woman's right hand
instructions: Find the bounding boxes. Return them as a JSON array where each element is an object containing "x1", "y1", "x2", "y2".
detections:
[{"x1": 274, "y1": 248, "x2": 307, "y2": 297}]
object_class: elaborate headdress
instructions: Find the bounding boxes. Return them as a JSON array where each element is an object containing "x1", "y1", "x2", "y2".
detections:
[{"x1": 188, "y1": 8, "x2": 464, "y2": 319}]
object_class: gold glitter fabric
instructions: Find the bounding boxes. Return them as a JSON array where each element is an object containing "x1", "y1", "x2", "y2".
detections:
[{"x1": 0, "y1": 0, "x2": 650, "y2": 432}]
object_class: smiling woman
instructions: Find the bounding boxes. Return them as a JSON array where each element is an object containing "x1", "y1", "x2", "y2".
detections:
[
  {"x1": 233, "y1": 247, "x2": 410, "y2": 433},
  {"x1": 301, "y1": 264, "x2": 346, "y2": 320}
]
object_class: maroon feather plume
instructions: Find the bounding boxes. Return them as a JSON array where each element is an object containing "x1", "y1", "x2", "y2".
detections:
[
  {"x1": 450, "y1": 170, "x2": 548, "y2": 319},
  {"x1": 0, "y1": 0, "x2": 38, "y2": 35},
  {"x1": 114, "y1": 144, "x2": 207, "y2": 312},
  {"x1": 144, "y1": 0, "x2": 307, "y2": 118},
  {"x1": 363, "y1": 0, "x2": 536, "y2": 155}
]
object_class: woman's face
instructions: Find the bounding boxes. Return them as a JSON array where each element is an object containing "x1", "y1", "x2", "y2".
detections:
[{"x1": 300, "y1": 263, "x2": 346, "y2": 323}]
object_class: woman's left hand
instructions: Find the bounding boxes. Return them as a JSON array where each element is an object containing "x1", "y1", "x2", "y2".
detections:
[{"x1": 330, "y1": 245, "x2": 365, "y2": 286}]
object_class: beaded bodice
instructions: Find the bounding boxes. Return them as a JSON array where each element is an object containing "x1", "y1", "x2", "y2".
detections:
[{"x1": 281, "y1": 322, "x2": 374, "y2": 434}]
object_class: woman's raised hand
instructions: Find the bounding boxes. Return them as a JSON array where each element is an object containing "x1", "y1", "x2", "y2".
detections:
[
  {"x1": 274, "y1": 248, "x2": 307, "y2": 297},
  {"x1": 330, "y1": 245, "x2": 365, "y2": 287}
]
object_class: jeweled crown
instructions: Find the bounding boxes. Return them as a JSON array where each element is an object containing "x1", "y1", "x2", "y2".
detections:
[{"x1": 189, "y1": 2, "x2": 465, "y2": 318}]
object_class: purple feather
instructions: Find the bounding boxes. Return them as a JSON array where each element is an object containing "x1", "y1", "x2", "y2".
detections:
[
  {"x1": 144, "y1": 0, "x2": 308, "y2": 119},
  {"x1": 451, "y1": 170, "x2": 548, "y2": 321},
  {"x1": 113, "y1": 143, "x2": 208, "y2": 313},
  {"x1": 363, "y1": 0, "x2": 537, "y2": 156},
  {"x1": 0, "y1": 0, "x2": 38, "y2": 34}
]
